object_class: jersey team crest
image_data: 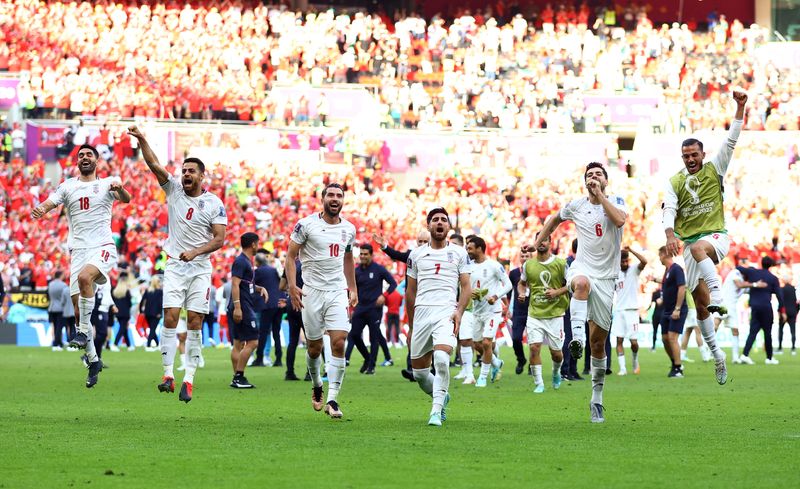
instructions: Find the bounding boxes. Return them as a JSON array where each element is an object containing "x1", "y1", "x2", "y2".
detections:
[
  {"x1": 341, "y1": 229, "x2": 347, "y2": 243},
  {"x1": 447, "y1": 251, "x2": 454, "y2": 263},
  {"x1": 93, "y1": 183, "x2": 99, "y2": 194},
  {"x1": 199, "y1": 200, "x2": 205, "y2": 210}
]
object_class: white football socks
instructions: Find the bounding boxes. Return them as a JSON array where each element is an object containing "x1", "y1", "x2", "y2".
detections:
[
  {"x1": 552, "y1": 360, "x2": 563, "y2": 375},
  {"x1": 532, "y1": 364, "x2": 543, "y2": 386},
  {"x1": 697, "y1": 258, "x2": 723, "y2": 303},
  {"x1": 413, "y1": 368, "x2": 434, "y2": 396},
  {"x1": 731, "y1": 334, "x2": 740, "y2": 360},
  {"x1": 78, "y1": 296, "x2": 95, "y2": 334},
  {"x1": 84, "y1": 328, "x2": 98, "y2": 363},
  {"x1": 460, "y1": 346, "x2": 474, "y2": 378},
  {"x1": 570, "y1": 298, "x2": 588, "y2": 343},
  {"x1": 479, "y1": 362, "x2": 491, "y2": 379},
  {"x1": 326, "y1": 356, "x2": 346, "y2": 403},
  {"x1": 432, "y1": 350, "x2": 450, "y2": 415},
  {"x1": 591, "y1": 356, "x2": 606, "y2": 405},
  {"x1": 306, "y1": 352, "x2": 323, "y2": 387},
  {"x1": 322, "y1": 335, "x2": 333, "y2": 374},
  {"x1": 160, "y1": 327, "x2": 178, "y2": 378},
  {"x1": 617, "y1": 353, "x2": 626, "y2": 371},
  {"x1": 698, "y1": 316, "x2": 723, "y2": 361},
  {"x1": 183, "y1": 330, "x2": 201, "y2": 384},
  {"x1": 632, "y1": 350, "x2": 639, "y2": 370}
]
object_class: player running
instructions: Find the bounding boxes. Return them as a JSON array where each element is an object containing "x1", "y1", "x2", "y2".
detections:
[
  {"x1": 406, "y1": 208, "x2": 471, "y2": 426},
  {"x1": 662, "y1": 91, "x2": 748, "y2": 385},
  {"x1": 517, "y1": 233, "x2": 569, "y2": 394},
  {"x1": 612, "y1": 246, "x2": 647, "y2": 376},
  {"x1": 32, "y1": 144, "x2": 131, "y2": 388},
  {"x1": 128, "y1": 126, "x2": 227, "y2": 403},
  {"x1": 466, "y1": 236, "x2": 512, "y2": 387},
  {"x1": 528, "y1": 162, "x2": 627, "y2": 423},
  {"x1": 285, "y1": 183, "x2": 357, "y2": 419},
  {"x1": 714, "y1": 259, "x2": 763, "y2": 364}
]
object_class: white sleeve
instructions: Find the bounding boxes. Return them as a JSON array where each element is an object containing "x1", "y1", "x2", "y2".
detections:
[
  {"x1": 48, "y1": 181, "x2": 68, "y2": 206},
  {"x1": 160, "y1": 176, "x2": 179, "y2": 198},
  {"x1": 558, "y1": 200, "x2": 576, "y2": 222},
  {"x1": 662, "y1": 179, "x2": 678, "y2": 230},
  {"x1": 458, "y1": 250, "x2": 472, "y2": 276},
  {"x1": 290, "y1": 220, "x2": 308, "y2": 245},
  {"x1": 211, "y1": 198, "x2": 228, "y2": 226},
  {"x1": 346, "y1": 224, "x2": 356, "y2": 252},
  {"x1": 711, "y1": 118, "x2": 743, "y2": 177},
  {"x1": 407, "y1": 251, "x2": 419, "y2": 280},
  {"x1": 494, "y1": 263, "x2": 513, "y2": 297},
  {"x1": 611, "y1": 195, "x2": 628, "y2": 215}
]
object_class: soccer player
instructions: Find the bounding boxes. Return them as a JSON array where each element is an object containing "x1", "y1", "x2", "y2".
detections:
[
  {"x1": 31, "y1": 143, "x2": 131, "y2": 387},
  {"x1": 528, "y1": 162, "x2": 626, "y2": 423},
  {"x1": 714, "y1": 258, "x2": 762, "y2": 363},
  {"x1": 229, "y1": 233, "x2": 269, "y2": 388},
  {"x1": 662, "y1": 91, "x2": 748, "y2": 385},
  {"x1": 466, "y1": 236, "x2": 512, "y2": 387},
  {"x1": 406, "y1": 208, "x2": 471, "y2": 426},
  {"x1": 128, "y1": 126, "x2": 227, "y2": 403},
  {"x1": 517, "y1": 233, "x2": 569, "y2": 393},
  {"x1": 658, "y1": 246, "x2": 688, "y2": 377},
  {"x1": 612, "y1": 246, "x2": 647, "y2": 376},
  {"x1": 285, "y1": 183, "x2": 358, "y2": 419}
]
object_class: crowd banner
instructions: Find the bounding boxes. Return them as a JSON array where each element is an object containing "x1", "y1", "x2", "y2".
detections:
[{"x1": 0, "y1": 78, "x2": 20, "y2": 109}]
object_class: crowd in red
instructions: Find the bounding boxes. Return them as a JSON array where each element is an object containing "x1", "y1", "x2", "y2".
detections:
[{"x1": 2, "y1": 1, "x2": 797, "y2": 132}]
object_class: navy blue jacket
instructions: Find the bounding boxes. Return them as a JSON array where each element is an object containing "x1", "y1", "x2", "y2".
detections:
[
  {"x1": 140, "y1": 289, "x2": 163, "y2": 317},
  {"x1": 355, "y1": 262, "x2": 397, "y2": 308},
  {"x1": 740, "y1": 267, "x2": 784, "y2": 311},
  {"x1": 507, "y1": 266, "x2": 530, "y2": 320},
  {"x1": 113, "y1": 290, "x2": 133, "y2": 319},
  {"x1": 254, "y1": 264, "x2": 281, "y2": 310}
]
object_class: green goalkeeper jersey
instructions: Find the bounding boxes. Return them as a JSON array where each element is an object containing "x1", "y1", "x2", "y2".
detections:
[
  {"x1": 669, "y1": 163, "x2": 726, "y2": 243},
  {"x1": 523, "y1": 256, "x2": 569, "y2": 319}
]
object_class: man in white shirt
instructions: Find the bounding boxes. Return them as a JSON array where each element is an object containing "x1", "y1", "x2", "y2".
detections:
[
  {"x1": 285, "y1": 183, "x2": 358, "y2": 419},
  {"x1": 612, "y1": 246, "x2": 647, "y2": 376},
  {"x1": 406, "y1": 207, "x2": 471, "y2": 426},
  {"x1": 528, "y1": 162, "x2": 626, "y2": 423},
  {"x1": 32, "y1": 143, "x2": 131, "y2": 388},
  {"x1": 128, "y1": 126, "x2": 227, "y2": 403}
]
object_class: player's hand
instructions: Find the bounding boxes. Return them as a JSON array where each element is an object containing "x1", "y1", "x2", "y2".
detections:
[
  {"x1": 544, "y1": 289, "x2": 559, "y2": 300},
  {"x1": 781, "y1": 312, "x2": 788, "y2": 322},
  {"x1": 127, "y1": 125, "x2": 144, "y2": 139},
  {"x1": 754, "y1": 280, "x2": 767, "y2": 288},
  {"x1": 623, "y1": 245, "x2": 632, "y2": 252},
  {"x1": 517, "y1": 292, "x2": 527, "y2": 303},
  {"x1": 109, "y1": 181, "x2": 123, "y2": 193},
  {"x1": 487, "y1": 295, "x2": 498, "y2": 305},
  {"x1": 671, "y1": 309, "x2": 680, "y2": 320},
  {"x1": 372, "y1": 232, "x2": 386, "y2": 248},
  {"x1": 471, "y1": 290, "x2": 481, "y2": 300},
  {"x1": 732, "y1": 91, "x2": 748, "y2": 107},
  {"x1": 451, "y1": 311, "x2": 461, "y2": 337},
  {"x1": 257, "y1": 286, "x2": 269, "y2": 302},
  {"x1": 31, "y1": 206, "x2": 43, "y2": 219},
  {"x1": 233, "y1": 305, "x2": 243, "y2": 323},
  {"x1": 348, "y1": 289, "x2": 358, "y2": 308},
  {"x1": 375, "y1": 295, "x2": 386, "y2": 307},
  {"x1": 289, "y1": 285, "x2": 305, "y2": 311},
  {"x1": 179, "y1": 249, "x2": 199, "y2": 262},
  {"x1": 587, "y1": 178, "x2": 602, "y2": 198},
  {"x1": 277, "y1": 298, "x2": 287, "y2": 308},
  {"x1": 665, "y1": 235, "x2": 680, "y2": 257}
]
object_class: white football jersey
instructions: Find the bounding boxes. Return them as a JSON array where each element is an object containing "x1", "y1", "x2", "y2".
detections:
[
  {"x1": 49, "y1": 176, "x2": 121, "y2": 250},
  {"x1": 290, "y1": 213, "x2": 356, "y2": 291},
  {"x1": 614, "y1": 265, "x2": 641, "y2": 311},
  {"x1": 162, "y1": 177, "x2": 227, "y2": 262},
  {"x1": 722, "y1": 268, "x2": 745, "y2": 306},
  {"x1": 470, "y1": 258, "x2": 512, "y2": 316},
  {"x1": 407, "y1": 243, "x2": 471, "y2": 308},
  {"x1": 559, "y1": 196, "x2": 626, "y2": 280}
]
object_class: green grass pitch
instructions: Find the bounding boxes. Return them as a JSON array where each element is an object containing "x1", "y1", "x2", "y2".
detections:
[{"x1": 1, "y1": 345, "x2": 797, "y2": 488}]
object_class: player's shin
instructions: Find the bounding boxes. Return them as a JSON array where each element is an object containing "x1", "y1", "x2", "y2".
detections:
[
  {"x1": 590, "y1": 356, "x2": 606, "y2": 405},
  {"x1": 183, "y1": 330, "x2": 202, "y2": 384},
  {"x1": 699, "y1": 317, "x2": 723, "y2": 360},
  {"x1": 412, "y1": 368, "x2": 434, "y2": 396},
  {"x1": 698, "y1": 259, "x2": 723, "y2": 303},
  {"x1": 306, "y1": 352, "x2": 323, "y2": 387},
  {"x1": 161, "y1": 327, "x2": 178, "y2": 378},
  {"x1": 570, "y1": 299, "x2": 588, "y2": 343},
  {"x1": 78, "y1": 296, "x2": 95, "y2": 334},
  {"x1": 460, "y1": 346, "x2": 474, "y2": 378},
  {"x1": 326, "y1": 356, "x2": 346, "y2": 403},
  {"x1": 85, "y1": 328, "x2": 99, "y2": 362},
  {"x1": 432, "y1": 350, "x2": 450, "y2": 414}
]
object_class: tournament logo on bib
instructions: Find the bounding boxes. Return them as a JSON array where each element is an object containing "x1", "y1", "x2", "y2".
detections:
[{"x1": 539, "y1": 270, "x2": 552, "y2": 289}]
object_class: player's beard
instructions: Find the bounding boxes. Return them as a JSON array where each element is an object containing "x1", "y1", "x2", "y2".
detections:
[
  {"x1": 323, "y1": 201, "x2": 341, "y2": 217},
  {"x1": 78, "y1": 161, "x2": 96, "y2": 176}
]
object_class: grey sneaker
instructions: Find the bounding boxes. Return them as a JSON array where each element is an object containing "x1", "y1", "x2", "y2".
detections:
[
  {"x1": 715, "y1": 352, "x2": 728, "y2": 385},
  {"x1": 590, "y1": 403, "x2": 605, "y2": 423}
]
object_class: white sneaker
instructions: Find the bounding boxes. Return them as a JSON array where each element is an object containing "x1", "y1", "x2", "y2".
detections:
[
  {"x1": 765, "y1": 358, "x2": 780, "y2": 365},
  {"x1": 145, "y1": 346, "x2": 157, "y2": 352},
  {"x1": 454, "y1": 370, "x2": 467, "y2": 380},
  {"x1": 127, "y1": 346, "x2": 136, "y2": 351},
  {"x1": 462, "y1": 377, "x2": 476, "y2": 385},
  {"x1": 264, "y1": 358, "x2": 273, "y2": 367},
  {"x1": 793, "y1": 350, "x2": 797, "y2": 356},
  {"x1": 209, "y1": 338, "x2": 217, "y2": 347},
  {"x1": 52, "y1": 346, "x2": 63, "y2": 352},
  {"x1": 617, "y1": 369, "x2": 627, "y2": 376},
  {"x1": 66, "y1": 346, "x2": 78, "y2": 352},
  {"x1": 110, "y1": 345, "x2": 120, "y2": 352},
  {"x1": 732, "y1": 357, "x2": 742, "y2": 364},
  {"x1": 740, "y1": 356, "x2": 755, "y2": 365},
  {"x1": 177, "y1": 364, "x2": 186, "y2": 371}
]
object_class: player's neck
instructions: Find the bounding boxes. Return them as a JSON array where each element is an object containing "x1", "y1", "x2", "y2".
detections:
[
  {"x1": 243, "y1": 249, "x2": 255, "y2": 259},
  {"x1": 588, "y1": 193, "x2": 605, "y2": 205},
  {"x1": 430, "y1": 239, "x2": 446, "y2": 250},
  {"x1": 536, "y1": 251, "x2": 551, "y2": 261},
  {"x1": 474, "y1": 254, "x2": 486, "y2": 264},
  {"x1": 184, "y1": 187, "x2": 202, "y2": 198},
  {"x1": 320, "y1": 212, "x2": 341, "y2": 225},
  {"x1": 77, "y1": 173, "x2": 97, "y2": 182}
]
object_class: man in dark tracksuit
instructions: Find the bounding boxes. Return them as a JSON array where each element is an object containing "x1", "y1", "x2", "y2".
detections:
[
  {"x1": 281, "y1": 259, "x2": 305, "y2": 381},
  {"x1": 253, "y1": 252, "x2": 283, "y2": 367},
  {"x1": 347, "y1": 244, "x2": 397, "y2": 374},
  {"x1": 507, "y1": 249, "x2": 531, "y2": 374},
  {"x1": 778, "y1": 277, "x2": 798, "y2": 354},
  {"x1": 372, "y1": 230, "x2": 431, "y2": 381},
  {"x1": 740, "y1": 256, "x2": 785, "y2": 364}
]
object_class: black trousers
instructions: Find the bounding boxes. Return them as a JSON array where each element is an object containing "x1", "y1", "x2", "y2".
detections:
[
  {"x1": 385, "y1": 313, "x2": 400, "y2": 344},
  {"x1": 778, "y1": 313, "x2": 797, "y2": 350},
  {"x1": 92, "y1": 311, "x2": 109, "y2": 358},
  {"x1": 204, "y1": 313, "x2": 216, "y2": 344},
  {"x1": 50, "y1": 312, "x2": 65, "y2": 347},
  {"x1": 560, "y1": 312, "x2": 579, "y2": 376},
  {"x1": 511, "y1": 314, "x2": 527, "y2": 364},
  {"x1": 285, "y1": 310, "x2": 305, "y2": 374},
  {"x1": 743, "y1": 306, "x2": 774, "y2": 359},
  {"x1": 146, "y1": 315, "x2": 160, "y2": 347},
  {"x1": 256, "y1": 308, "x2": 283, "y2": 362},
  {"x1": 113, "y1": 316, "x2": 131, "y2": 346},
  {"x1": 368, "y1": 311, "x2": 392, "y2": 369},
  {"x1": 64, "y1": 316, "x2": 76, "y2": 341},
  {"x1": 346, "y1": 307, "x2": 377, "y2": 365}
]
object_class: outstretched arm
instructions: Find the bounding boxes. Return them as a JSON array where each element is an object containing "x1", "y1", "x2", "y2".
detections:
[
  {"x1": 127, "y1": 126, "x2": 169, "y2": 186},
  {"x1": 527, "y1": 212, "x2": 564, "y2": 251},
  {"x1": 711, "y1": 91, "x2": 747, "y2": 177},
  {"x1": 31, "y1": 200, "x2": 58, "y2": 219}
]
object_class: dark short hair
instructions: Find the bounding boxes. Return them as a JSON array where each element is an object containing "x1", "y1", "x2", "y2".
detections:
[
  {"x1": 762, "y1": 256, "x2": 775, "y2": 269},
  {"x1": 621, "y1": 250, "x2": 630, "y2": 260},
  {"x1": 54, "y1": 270, "x2": 63, "y2": 279},
  {"x1": 241, "y1": 232, "x2": 259, "y2": 248},
  {"x1": 469, "y1": 236, "x2": 487, "y2": 252},
  {"x1": 360, "y1": 243, "x2": 373, "y2": 254},
  {"x1": 256, "y1": 248, "x2": 270, "y2": 255},
  {"x1": 450, "y1": 233, "x2": 465, "y2": 246},
  {"x1": 681, "y1": 138, "x2": 704, "y2": 151},
  {"x1": 584, "y1": 162, "x2": 608, "y2": 181},
  {"x1": 78, "y1": 144, "x2": 99, "y2": 158},
  {"x1": 426, "y1": 207, "x2": 449, "y2": 224},
  {"x1": 323, "y1": 182, "x2": 344, "y2": 198},
  {"x1": 183, "y1": 157, "x2": 206, "y2": 174},
  {"x1": 255, "y1": 253, "x2": 268, "y2": 266},
  {"x1": 572, "y1": 239, "x2": 578, "y2": 253}
]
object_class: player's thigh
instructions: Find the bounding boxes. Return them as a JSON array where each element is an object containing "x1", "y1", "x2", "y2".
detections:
[
  {"x1": 698, "y1": 233, "x2": 731, "y2": 265},
  {"x1": 620, "y1": 310, "x2": 639, "y2": 339},
  {"x1": 300, "y1": 288, "x2": 327, "y2": 341},
  {"x1": 410, "y1": 307, "x2": 437, "y2": 359},
  {"x1": 526, "y1": 316, "x2": 546, "y2": 345},
  {"x1": 541, "y1": 317, "x2": 565, "y2": 349},
  {"x1": 184, "y1": 272, "x2": 212, "y2": 316},
  {"x1": 480, "y1": 312, "x2": 502, "y2": 339},
  {"x1": 682, "y1": 246, "x2": 700, "y2": 293},
  {"x1": 431, "y1": 315, "x2": 457, "y2": 351},
  {"x1": 162, "y1": 262, "x2": 189, "y2": 309},
  {"x1": 459, "y1": 310, "x2": 475, "y2": 341},
  {"x1": 587, "y1": 278, "x2": 614, "y2": 331},
  {"x1": 321, "y1": 290, "x2": 350, "y2": 334},
  {"x1": 232, "y1": 315, "x2": 259, "y2": 343},
  {"x1": 566, "y1": 268, "x2": 591, "y2": 295}
]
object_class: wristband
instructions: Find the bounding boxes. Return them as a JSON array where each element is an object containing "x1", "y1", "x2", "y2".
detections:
[{"x1": 234, "y1": 300, "x2": 241, "y2": 304}]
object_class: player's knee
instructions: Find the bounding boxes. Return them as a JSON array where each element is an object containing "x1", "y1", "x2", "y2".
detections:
[
  {"x1": 572, "y1": 278, "x2": 590, "y2": 296},
  {"x1": 689, "y1": 242, "x2": 707, "y2": 261},
  {"x1": 433, "y1": 350, "x2": 449, "y2": 370},
  {"x1": 551, "y1": 350, "x2": 563, "y2": 362},
  {"x1": 589, "y1": 336, "x2": 604, "y2": 353}
]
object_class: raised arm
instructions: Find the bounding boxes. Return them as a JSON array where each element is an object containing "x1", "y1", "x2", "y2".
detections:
[
  {"x1": 127, "y1": 126, "x2": 169, "y2": 186},
  {"x1": 711, "y1": 91, "x2": 747, "y2": 177},
  {"x1": 109, "y1": 181, "x2": 132, "y2": 204},
  {"x1": 528, "y1": 212, "x2": 564, "y2": 251},
  {"x1": 626, "y1": 245, "x2": 648, "y2": 270}
]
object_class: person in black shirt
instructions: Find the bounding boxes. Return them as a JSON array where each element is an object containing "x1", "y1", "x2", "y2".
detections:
[
  {"x1": 252, "y1": 251, "x2": 283, "y2": 367},
  {"x1": 112, "y1": 272, "x2": 134, "y2": 350},
  {"x1": 778, "y1": 275, "x2": 798, "y2": 355},
  {"x1": 658, "y1": 246, "x2": 688, "y2": 377},
  {"x1": 507, "y1": 247, "x2": 532, "y2": 374},
  {"x1": 739, "y1": 256, "x2": 785, "y2": 364},
  {"x1": 280, "y1": 259, "x2": 305, "y2": 381},
  {"x1": 229, "y1": 232, "x2": 269, "y2": 388},
  {"x1": 650, "y1": 288, "x2": 664, "y2": 352},
  {"x1": 347, "y1": 244, "x2": 397, "y2": 374}
]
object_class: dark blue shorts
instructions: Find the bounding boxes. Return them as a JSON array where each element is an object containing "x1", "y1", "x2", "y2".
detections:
[
  {"x1": 230, "y1": 310, "x2": 258, "y2": 342},
  {"x1": 661, "y1": 310, "x2": 687, "y2": 335}
]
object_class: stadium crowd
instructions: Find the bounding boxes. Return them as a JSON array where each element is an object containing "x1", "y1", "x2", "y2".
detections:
[{"x1": 1, "y1": 1, "x2": 797, "y2": 132}]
